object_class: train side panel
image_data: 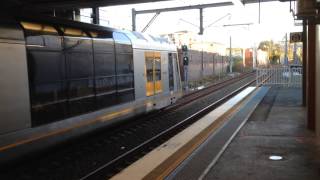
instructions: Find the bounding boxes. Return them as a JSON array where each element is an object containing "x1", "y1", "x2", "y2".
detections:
[
  {"x1": 173, "y1": 53, "x2": 182, "y2": 93},
  {"x1": 133, "y1": 49, "x2": 147, "y2": 101},
  {"x1": 161, "y1": 51, "x2": 169, "y2": 97},
  {"x1": 0, "y1": 20, "x2": 182, "y2": 163},
  {"x1": 0, "y1": 25, "x2": 31, "y2": 134}
]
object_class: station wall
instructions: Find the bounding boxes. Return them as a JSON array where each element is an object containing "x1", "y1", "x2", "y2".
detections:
[{"x1": 178, "y1": 49, "x2": 229, "y2": 82}]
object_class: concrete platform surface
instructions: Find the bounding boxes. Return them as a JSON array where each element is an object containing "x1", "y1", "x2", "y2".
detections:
[
  {"x1": 111, "y1": 87, "x2": 258, "y2": 180},
  {"x1": 170, "y1": 87, "x2": 320, "y2": 180}
]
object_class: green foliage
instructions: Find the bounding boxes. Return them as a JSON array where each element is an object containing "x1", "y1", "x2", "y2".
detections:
[
  {"x1": 232, "y1": 56, "x2": 243, "y2": 72},
  {"x1": 258, "y1": 40, "x2": 281, "y2": 64}
]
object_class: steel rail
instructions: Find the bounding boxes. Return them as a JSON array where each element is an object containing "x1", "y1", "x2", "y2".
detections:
[
  {"x1": 80, "y1": 76, "x2": 256, "y2": 180},
  {"x1": 168, "y1": 72, "x2": 255, "y2": 111}
]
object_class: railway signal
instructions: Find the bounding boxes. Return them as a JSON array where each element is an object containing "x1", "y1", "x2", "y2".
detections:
[
  {"x1": 182, "y1": 45, "x2": 189, "y2": 65},
  {"x1": 183, "y1": 56, "x2": 189, "y2": 66},
  {"x1": 182, "y1": 45, "x2": 189, "y2": 91}
]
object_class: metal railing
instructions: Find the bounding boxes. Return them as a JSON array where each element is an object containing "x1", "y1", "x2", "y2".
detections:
[{"x1": 256, "y1": 66, "x2": 302, "y2": 87}]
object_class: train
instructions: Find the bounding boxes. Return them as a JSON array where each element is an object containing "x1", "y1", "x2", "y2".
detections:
[
  {"x1": 0, "y1": 15, "x2": 183, "y2": 162},
  {"x1": 0, "y1": 13, "x2": 232, "y2": 163}
]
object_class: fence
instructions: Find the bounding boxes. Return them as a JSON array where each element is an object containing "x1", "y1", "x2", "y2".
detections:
[
  {"x1": 256, "y1": 66, "x2": 302, "y2": 87},
  {"x1": 178, "y1": 49, "x2": 229, "y2": 82}
]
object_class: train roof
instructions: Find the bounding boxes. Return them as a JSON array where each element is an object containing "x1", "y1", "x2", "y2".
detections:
[
  {"x1": 0, "y1": 13, "x2": 177, "y2": 52},
  {"x1": 123, "y1": 31, "x2": 177, "y2": 52},
  {"x1": 16, "y1": 13, "x2": 118, "y2": 33}
]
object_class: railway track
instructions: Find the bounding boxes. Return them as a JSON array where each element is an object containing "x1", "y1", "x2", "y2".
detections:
[
  {"x1": 171, "y1": 72, "x2": 254, "y2": 110},
  {"x1": 0, "y1": 72, "x2": 256, "y2": 180}
]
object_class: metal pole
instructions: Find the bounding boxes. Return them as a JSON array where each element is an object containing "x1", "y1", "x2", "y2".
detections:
[
  {"x1": 307, "y1": 22, "x2": 316, "y2": 130},
  {"x1": 285, "y1": 33, "x2": 289, "y2": 66},
  {"x1": 302, "y1": 20, "x2": 307, "y2": 106},
  {"x1": 72, "y1": 9, "x2": 75, "y2": 21},
  {"x1": 253, "y1": 43, "x2": 257, "y2": 69},
  {"x1": 132, "y1": 8, "x2": 136, "y2": 31},
  {"x1": 184, "y1": 65, "x2": 189, "y2": 91},
  {"x1": 293, "y1": 42, "x2": 298, "y2": 65},
  {"x1": 141, "y1": 12, "x2": 160, "y2": 33},
  {"x1": 229, "y1": 36, "x2": 233, "y2": 73},
  {"x1": 258, "y1": 0, "x2": 261, "y2": 24},
  {"x1": 134, "y1": 2, "x2": 233, "y2": 14},
  {"x1": 219, "y1": 56, "x2": 222, "y2": 80},
  {"x1": 199, "y1": 8, "x2": 204, "y2": 35},
  {"x1": 92, "y1": 7, "x2": 100, "y2": 25}
]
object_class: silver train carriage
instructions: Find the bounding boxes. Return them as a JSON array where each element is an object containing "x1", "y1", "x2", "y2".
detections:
[{"x1": 0, "y1": 16, "x2": 182, "y2": 162}]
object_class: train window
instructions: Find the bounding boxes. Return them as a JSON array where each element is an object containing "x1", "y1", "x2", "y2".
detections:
[
  {"x1": 28, "y1": 51, "x2": 65, "y2": 83},
  {"x1": 116, "y1": 55, "x2": 134, "y2": 100},
  {"x1": 94, "y1": 53, "x2": 116, "y2": 76},
  {"x1": 155, "y1": 58, "x2": 161, "y2": 81},
  {"x1": 168, "y1": 53, "x2": 174, "y2": 91},
  {"x1": 116, "y1": 54, "x2": 133, "y2": 74},
  {"x1": 31, "y1": 83, "x2": 66, "y2": 105},
  {"x1": 64, "y1": 37, "x2": 93, "y2": 52},
  {"x1": 93, "y1": 37, "x2": 118, "y2": 107},
  {"x1": 89, "y1": 31, "x2": 113, "y2": 38},
  {"x1": 95, "y1": 76, "x2": 116, "y2": 94},
  {"x1": 21, "y1": 21, "x2": 58, "y2": 35},
  {"x1": 66, "y1": 52, "x2": 94, "y2": 79},
  {"x1": 116, "y1": 76, "x2": 134, "y2": 103},
  {"x1": 115, "y1": 44, "x2": 133, "y2": 54},
  {"x1": 154, "y1": 52, "x2": 162, "y2": 94},
  {"x1": 117, "y1": 74, "x2": 134, "y2": 90},
  {"x1": 145, "y1": 52, "x2": 154, "y2": 83},
  {"x1": 113, "y1": 31, "x2": 135, "y2": 103},
  {"x1": 113, "y1": 32, "x2": 131, "y2": 44},
  {"x1": 68, "y1": 79, "x2": 94, "y2": 98},
  {"x1": 23, "y1": 21, "x2": 69, "y2": 126},
  {"x1": 93, "y1": 39, "x2": 114, "y2": 53},
  {"x1": 61, "y1": 27, "x2": 88, "y2": 37}
]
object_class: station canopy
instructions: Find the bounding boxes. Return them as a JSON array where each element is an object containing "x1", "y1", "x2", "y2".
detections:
[{"x1": 5, "y1": 0, "x2": 287, "y2": 10}]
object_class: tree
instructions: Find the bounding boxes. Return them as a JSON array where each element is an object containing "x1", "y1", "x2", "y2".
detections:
[{"x1": 258, "y1": 40, "x2": 281, "y2": 64}]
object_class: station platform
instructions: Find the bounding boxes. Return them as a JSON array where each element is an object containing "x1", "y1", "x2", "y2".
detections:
[
  {"x1": 112, "y1": 87, "x2": 320, "y2": 180},
  {"x1": 168, "y1": 87, "x2": 320, "y2": 180}
]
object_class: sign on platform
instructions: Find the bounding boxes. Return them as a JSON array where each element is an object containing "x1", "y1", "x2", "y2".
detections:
[{"x1": 290, "y1": 32, "x2": 303, "y2": 43}]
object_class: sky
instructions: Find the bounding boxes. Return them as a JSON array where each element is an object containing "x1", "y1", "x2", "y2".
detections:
[{"x1": 81, "y1": 0, "x2": 302, "y2": 48}]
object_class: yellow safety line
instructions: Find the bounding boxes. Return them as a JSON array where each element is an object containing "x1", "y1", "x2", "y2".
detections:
[{"x1": 145, "y1": 90, "x2": 256, "y2": 180}]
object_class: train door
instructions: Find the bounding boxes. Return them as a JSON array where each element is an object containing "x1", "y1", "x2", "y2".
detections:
[
  {"x1": 174, "y1": 53, "x2": 182, "y2": 91},
  {"x1": 169, "y1": 53, "x2": 181, "y2": 92},
  {"x1": 145, "y1": 51, "x2": 162, "y2": 97},
  {"x1": 168, "y1": 53, "x2": 175, "y2": 91}
]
